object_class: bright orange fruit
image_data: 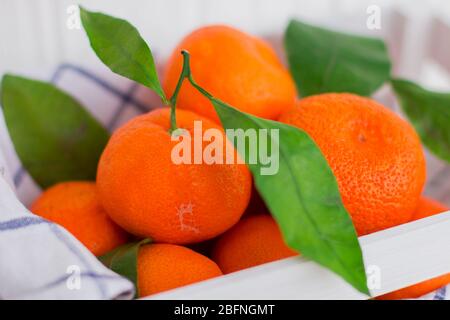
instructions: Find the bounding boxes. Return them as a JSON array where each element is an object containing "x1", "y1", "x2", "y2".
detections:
[
  {"x1": 30, "y1": 181, "x2": 128, "y2": 256},
  {"x1": 279, "y1": 93, "x2": 426, "y2": 236},
  {"x1": 137, "y1": 243, "x2": 222, "y2": 297},
  {"x1": 412, "y1": 196, "x2": 449, "y2": 220},
  {"x1": 212, "y1": 214, "x2": 297, "y2": 274},
  {"x1": 163, "y1": 25, "x2": 297, "y2": 123},
  {"x1": 96, "y1": 108, "x2": 252, "y2": 244}
]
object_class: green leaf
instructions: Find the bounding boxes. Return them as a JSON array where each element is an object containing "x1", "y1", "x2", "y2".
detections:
[
  {"x1": 0, "y1": 74, "x2": 109, "y2": 189},
  {"x1": 79, "y1": 6, "x2": 167, "y2": 103},
  {"x1": 284, "y1": 19, "x2": 391, "y2": 97},
  {"x1": 391, "y1": 79, "x2": 450, "y2": 163},
  {"x1": 99, "y1": 238, "x2": 151, "y2": 298},
  {"x1": 210, "y1": 97, "x2": 369, "y2": 295}
]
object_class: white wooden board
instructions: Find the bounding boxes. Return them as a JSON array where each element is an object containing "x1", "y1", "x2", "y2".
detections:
[{"x1": 147, "y1": 211, "x2": 450, "y2": 299}]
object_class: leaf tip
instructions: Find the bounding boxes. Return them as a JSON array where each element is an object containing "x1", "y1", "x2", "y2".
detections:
[
  {"x1": 1, "y1": 73, "x2": 16, "y2": 84},
  {"x1": 78, "y1": 5, "x2": 88, "y2": 21}
]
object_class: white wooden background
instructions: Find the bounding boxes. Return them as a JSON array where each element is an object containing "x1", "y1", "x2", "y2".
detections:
[{"x1": 0, "y1": 0, "x2": 449, "y2": 80}]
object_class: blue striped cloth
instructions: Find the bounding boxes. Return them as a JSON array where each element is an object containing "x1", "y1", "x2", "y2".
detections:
[{"x1": 0, "y1": 166, "x2": 134, "y2": 299}]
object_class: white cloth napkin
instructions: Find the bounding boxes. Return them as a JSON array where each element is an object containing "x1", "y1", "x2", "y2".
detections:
[{"x1": 0, "y1": 152, "x2": 134, "y2": 299}]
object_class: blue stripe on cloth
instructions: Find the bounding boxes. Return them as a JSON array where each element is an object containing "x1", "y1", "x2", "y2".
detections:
[
  {"x1": 13, "y1": 167, "x2": 26, "y2": 187},
  {"x1": 0, "y1": 216, "x2": 48, "y2": 231},
  {"x1": 47, "y1": 223, "x2": 108, "y2": 298},
  {"x1": 52, "y1": 63, "x2": 152, "y2": 112},
  {"x1": 107, "y1": 83, "x2": 140, "y2": 130},
  {"x1": 433, "y1": 286, "x2": 447, "y2": 300},
  {"x1": 0, "y1": 217, "x2": 113, "y2": 298}
]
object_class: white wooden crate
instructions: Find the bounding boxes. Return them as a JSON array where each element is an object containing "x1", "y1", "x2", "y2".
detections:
[{"x1": 146, "y1": 211, "x2": 450, "y2": 299}]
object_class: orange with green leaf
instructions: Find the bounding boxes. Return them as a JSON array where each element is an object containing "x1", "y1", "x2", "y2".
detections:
[
  {"x1": 96, "y1": 107, "x2": 252, "y2": 244},
  {"x1": 31, "y1": 181, "x2": 128, "y2": 256},
  {"x1": 279, "y1": 93, "x2": 426, "y2": 236},
  {"x1": 163, "y1": 25, "x2": 297, "y2": 123}
]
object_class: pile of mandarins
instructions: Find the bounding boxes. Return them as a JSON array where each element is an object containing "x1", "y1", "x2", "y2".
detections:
[{"x1": 30, "y1": 25, "x2": 448, "y2": 299}]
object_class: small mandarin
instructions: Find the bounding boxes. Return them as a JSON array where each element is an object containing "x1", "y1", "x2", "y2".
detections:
[
  {"x1": 279, "y1": 93, "x2": 426, "y2": 236},
  {"x1": 137, "y1": 244, "x2": 222, "y2": 297},
  {"x1": 96, "y1": 108, "x2": 252, "y2": 244},
  {"x1": 30, "y1": 181, "x2": 128, "y2": 256},
  {"x1": 163, "y1": 25, "x2": 297, "y2": 123},
  {"x1": 212, "y1": 214, "x2": 297, "y2": 274}
]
